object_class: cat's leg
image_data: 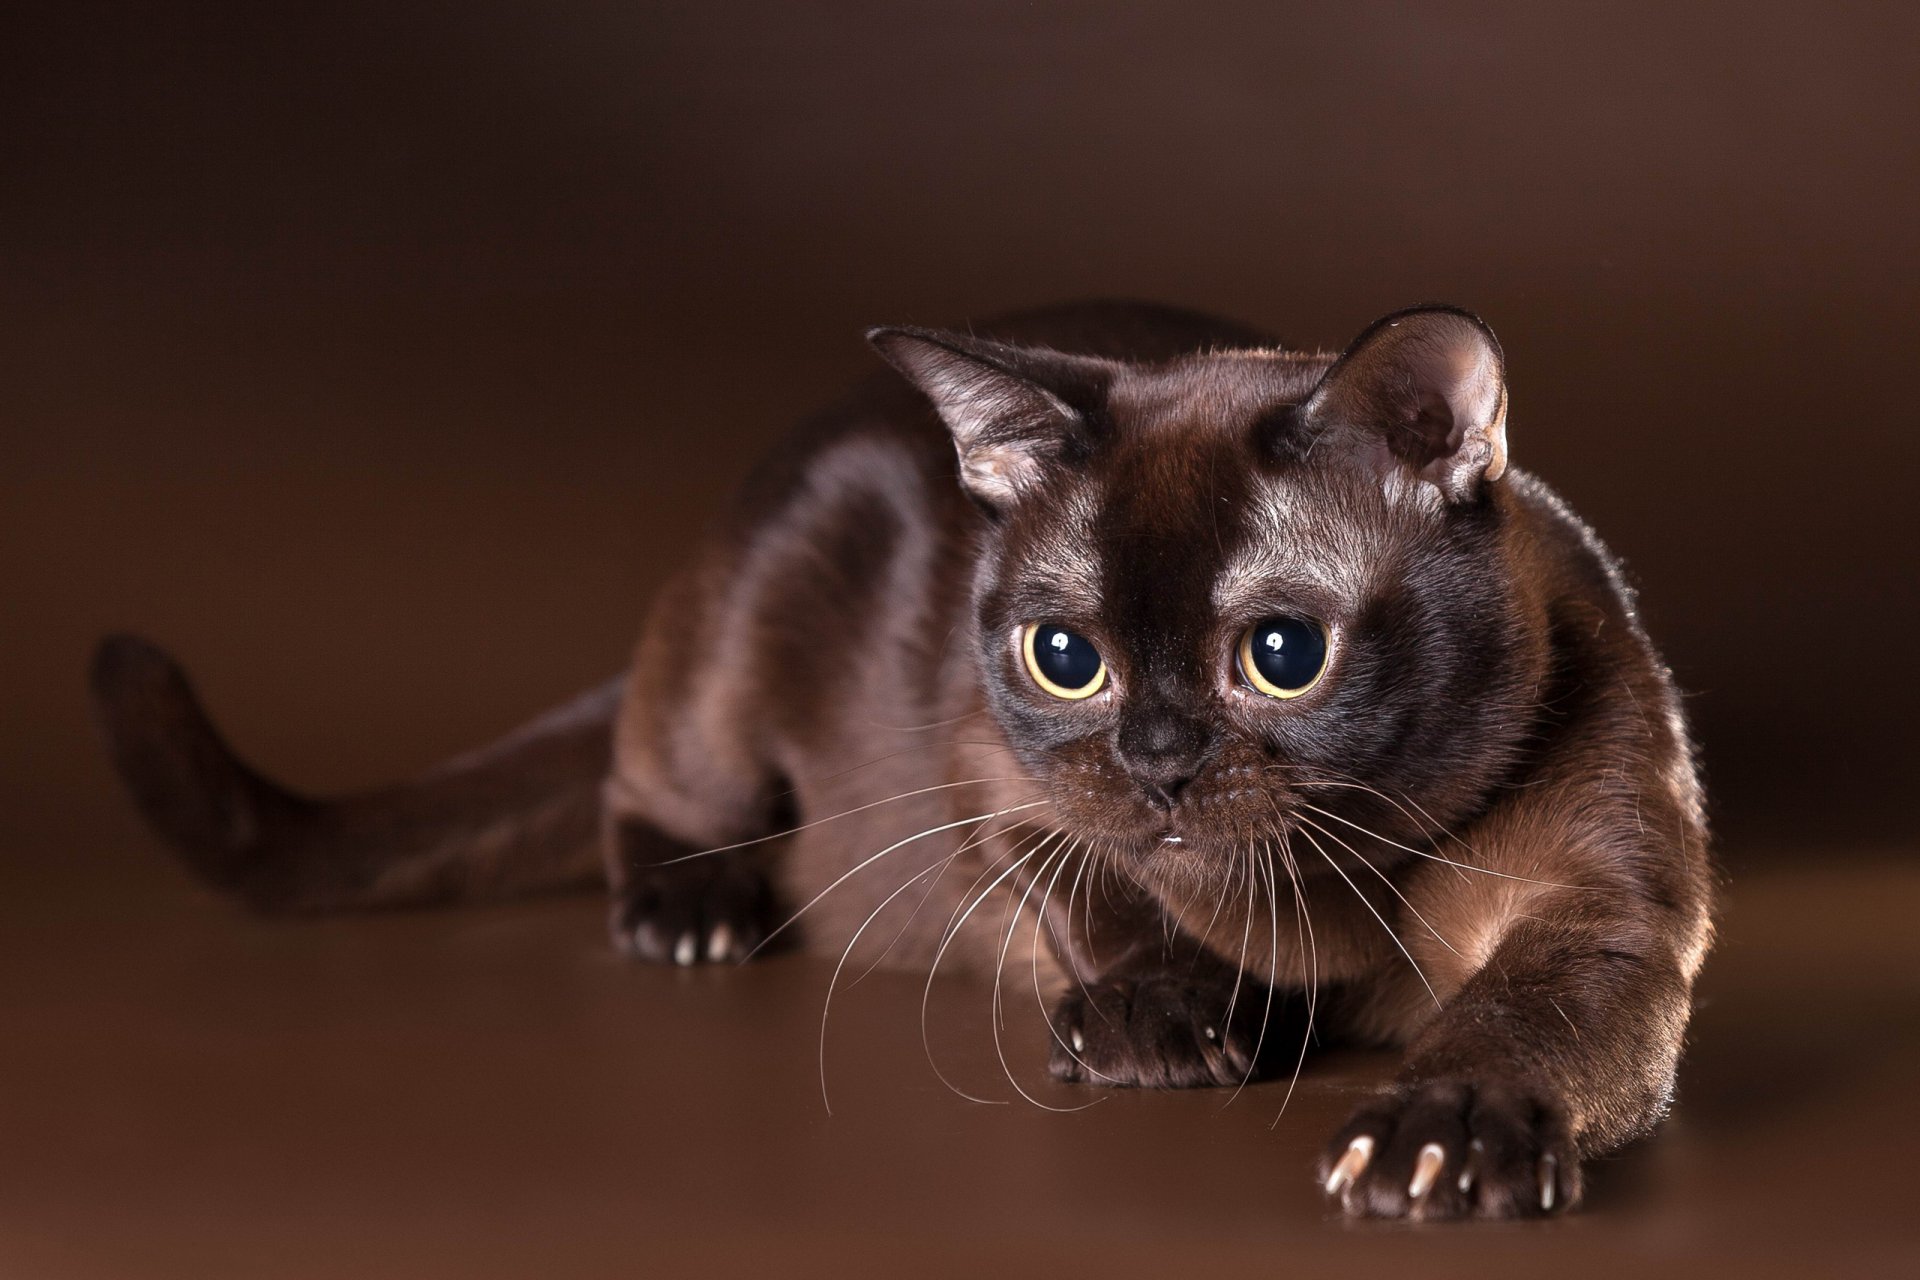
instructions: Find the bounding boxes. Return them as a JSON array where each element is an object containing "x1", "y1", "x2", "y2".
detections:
[
  {"x1": 599, "y1": 572, "x2": 791, "y2": 966},
  {"x1": 1039, "y1": 858, "x2": 1310, "y2": 1088},
  {"x1": 1315, "y1": 779, "x2": 1711, "y2": 1219}
]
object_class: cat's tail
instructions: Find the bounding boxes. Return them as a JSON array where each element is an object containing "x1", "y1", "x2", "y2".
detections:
[{"x1": 89, "y1": 634, "x2": 619, "y2": 913}]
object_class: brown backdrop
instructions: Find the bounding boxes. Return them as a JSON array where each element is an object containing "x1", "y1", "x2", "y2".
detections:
[
  {"x1": 7, "y1": 7, "x2": 1920, "y2": 1275},
  {"x1": 8, "y1": 1, "x2": 1918, "y2": 860}
]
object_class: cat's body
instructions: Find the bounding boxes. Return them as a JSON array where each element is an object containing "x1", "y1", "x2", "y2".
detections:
[{"x1": 94, "y1": 300, "x2": 1713, "y2": 1220}]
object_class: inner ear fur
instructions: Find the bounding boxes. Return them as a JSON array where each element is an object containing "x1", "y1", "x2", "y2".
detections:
[
  {"x1": 867, "y1": 326, "x2": 1107, "y2": 510},
  {"x1": 1301, "y1": 305, "x2": 1509, "y2": 501}
]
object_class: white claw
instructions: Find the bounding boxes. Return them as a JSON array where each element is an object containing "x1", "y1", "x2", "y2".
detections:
[
  {"x1": 1539, "y1": 1153, "x2": 1558, "y2": 1212},
  {"x1": 1408, "y1": 1142, "x2": 1446, "y2": 1199},
  {"x1": 673, "y1": 932, "x2": 698, "y2": 966},
  {"x1": 633, "y1": 922, "x2": 664, "y2": 958},
  {"x1": 1325, "y1": 1135, "x2": 1374, "y2": 1196},
  {"x1": 1070, "y1": 1026, "x2": 1085, "y2": 1053},
  {"x1": 1458, "y1": 1138, "x2": 1484, "y2": 1195},
  {"x1": 707, "y1": 923, "x2": 734, "y2": 963},
  {"x1": 1203, "y1": 1026, "x2": 1218, "y2": 1041}
]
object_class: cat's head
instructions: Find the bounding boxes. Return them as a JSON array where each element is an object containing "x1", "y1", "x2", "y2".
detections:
[{"x1": 870, "y1": 307, "x2": 1537, "y2": 885}]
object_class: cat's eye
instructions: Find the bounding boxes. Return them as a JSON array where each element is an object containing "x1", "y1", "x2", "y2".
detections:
[
  {"x1": 1237, "y1": 616, "x2": 1329, "y2": 699},
  {"x1": 1021, "y1": 623, "x2": 1107, "y2": 700}
]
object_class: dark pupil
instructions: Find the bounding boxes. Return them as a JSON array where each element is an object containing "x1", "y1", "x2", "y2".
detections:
[
  {"x1": 1250, "y1": 617, "x2": 1325, "y2": 690},
  {"x1": 1034, "y1": 626, "x2": 1101, "y2": 690}
]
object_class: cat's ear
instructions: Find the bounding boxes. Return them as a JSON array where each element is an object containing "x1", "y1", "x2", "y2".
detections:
[
  {"x1": 1298, "y1": 306, "x2": 1509, "y2": 501},
  {"x1": 867, "y1": 326, "x2": 1103, "y2": 510}
]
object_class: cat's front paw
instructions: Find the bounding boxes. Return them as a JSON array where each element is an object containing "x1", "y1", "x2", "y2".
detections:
[
  {"x1": 1317, "y1": 1078, "x2": 1579, "y2": 1220},
  {"x1": 1047, "y1": 974, "x2": 1266, "y2": 1089},
  {"x1": 609, "y1": 854, "x2": 779, "y2": 966}
]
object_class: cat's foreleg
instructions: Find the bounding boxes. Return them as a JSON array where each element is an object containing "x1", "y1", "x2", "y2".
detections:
[{"x1": 1317, "y1": 797, "x2": 1710, "y2": 1219}]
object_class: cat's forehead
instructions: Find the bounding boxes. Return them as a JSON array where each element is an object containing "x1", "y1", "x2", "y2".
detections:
[
  {"x1": 1103, "y1": 349, "x2": 1332, "y2": 429},
  {"x1": 1002, "y1": 360, "x2": 1403, "y2": 628}
]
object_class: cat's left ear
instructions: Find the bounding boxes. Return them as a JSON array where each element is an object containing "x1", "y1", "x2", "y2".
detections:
[
  {"x1": 867, "y1": 326, "x2": 1106, "y2": 511},
  {"x1": 1298, "y1": 306, "x2": 1509, "y2": 501}
]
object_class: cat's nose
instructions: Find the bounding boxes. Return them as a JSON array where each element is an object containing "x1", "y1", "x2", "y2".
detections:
[{"x1": 1116, "y1": 708, "x2": 1211, "y2": 810}]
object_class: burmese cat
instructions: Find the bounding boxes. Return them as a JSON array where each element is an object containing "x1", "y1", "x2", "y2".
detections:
[{"x1": 93, "y1": 300, "x2": 1713, "y2": 1220}]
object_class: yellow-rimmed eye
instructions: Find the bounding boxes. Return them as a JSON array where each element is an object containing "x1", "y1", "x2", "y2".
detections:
[
  {"x1": 1238, "y1": 616, "x2": 1329, "y2": 699},
  {"x1": 1021, "y1": 623, "x2": 1107, "y2": 699}
]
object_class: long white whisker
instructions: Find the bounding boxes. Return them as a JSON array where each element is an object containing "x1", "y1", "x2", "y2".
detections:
[
  {"x1": 654, "y1": 779, "x2": 1042, "y2": 866},
  {"x1": 745, "y1": 800, "x2": 1047, "y2": 959},
  {"x1": 1218, "y1": 840, "x2": 1256, "y2": 1057},
  {"x1": 817, "y1": 854, "x2": 955, "y2": 1114},
  {"x1": 1289, "y1": 769, "x2": 1473, "y2": 852},
  {"x1": 919, "y1": 841, "x2": 1050, "y2": 1104},
  {"x1": 1060, "y1": 837, "x2": 1106, "y2": 1022},
  {"x1": 1270, "y1": 835, "x2": 1318, "y2": 1128},
  {"x1": 1285, "y1": 778, "x2": 1589, "y2": 891},
  {"x1": 1300, "y1": 825, "x2": 1441, "y2": 1009},
  {"x1": 1294, "y1": 798, "x2": 1585, "y2": 891},
  {"x1": 1192, "y1": 841, "x2": 1244, "y2": 970},
  {"x1": 1224, "y1": 845, "x2": 1280, "y2": 1106},
  {"x1": 848, "y1": 809, "x2": 1028, "y2": 985},
  {"x1": 989, "y1": 839, "x2": 1098, "y2": 1112},
  {"x1": 1028, "y1": 839, "x2": 1122, "y2": 1084},
  {"x1": 1296, "y1": 812, "x2": 1462, "y2": 958}
]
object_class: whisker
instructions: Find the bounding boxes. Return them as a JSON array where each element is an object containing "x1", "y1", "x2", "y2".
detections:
[
  {"x1": 809, "y1": 739, "x2": 1027, "y2": 788},
  {"x1": 1270, "y1": 834, "x2": 1319, "y2": 1129},
  {"x1": 1060, "y1": 837, "x2": 1106, "y2": 1023},
  {"x1": 1223, "y1": 844, "x2": 1280, "y2": 1107},
  {"x1": 1191, "y1": 840, "x2": 1244, "y2": 972},
  {"x1": 1292, "y1": 768, "x2": 1476, "y2": 853},
  {"x1": 1218, "y1": 839, "x2": 1256, "y2": 1064},
  {"x1": 856, "y1": 707, "x2": 991, "y2": 734},
  {"x1": 847, "y1": 809, "x2": 1031, "y2": 985},
  {"x1": 817, "y1": 853, "x2": 957, "y2": 1114},
  {"x1": 1299, "y1": 824, "x2": 1441, "y2": 1009},
  {"x1": 989, "y1": 838, "x2": 1099, "y2": 1112},
  {"x1": 1294, "y1": 798, "x2": 1585, "y2": 891},
  {"x1": 1283, "y1": 766, "x2": 1596, "y2": 893},
  {"x1": 1295, "y1": 812, "x2": 1462, "y2": 957},
  {"x1": 745, "y1": 800, "x2": 1048, "y2": 960},
  {"x1": 918, "y1": 837, "x2": 1053, "y2": 1104},
  {"x1": 653, "y1": 777, "x2": 1043, "y2": 866},
  {"x1": 1028, "y1": 839, "x2": 1122, "y2": 1084}
]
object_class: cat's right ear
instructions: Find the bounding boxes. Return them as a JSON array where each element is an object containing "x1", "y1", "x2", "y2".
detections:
[{"x1": 866, "y1": 326, "x2": 1103, "y2": 511}]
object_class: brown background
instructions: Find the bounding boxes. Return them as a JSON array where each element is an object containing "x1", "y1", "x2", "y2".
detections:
[{"x1": 5, "y1": 3, "x2": 1919, "y2": 1276}]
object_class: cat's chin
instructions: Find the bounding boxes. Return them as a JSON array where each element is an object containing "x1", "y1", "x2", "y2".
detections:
[{"x1": 1100, "y1": 830, "x2": 1272, "y2": 890}]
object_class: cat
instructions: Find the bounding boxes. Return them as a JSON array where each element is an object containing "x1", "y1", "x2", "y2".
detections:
[{"x1": 92, "y1": 299, "x2": 1713, "y2": 1221}]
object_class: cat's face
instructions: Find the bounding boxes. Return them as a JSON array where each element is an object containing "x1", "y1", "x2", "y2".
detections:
[{"x1": 874, "y1": 308, "x2": 1535, "y2": 885}]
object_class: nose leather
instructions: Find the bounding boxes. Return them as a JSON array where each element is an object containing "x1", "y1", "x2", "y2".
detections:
[{"x1": 1115, "y1": 707, "x2": 1211, "y2": 809}]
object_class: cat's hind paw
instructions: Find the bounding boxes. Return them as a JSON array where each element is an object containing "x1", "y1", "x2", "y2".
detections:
[
  {"x1": 609, "y1": 854, "x2": 780, "y2": 966},
  {"x1": 1317, "y1": 1078, "x2": 1579, "y2": 1220}
]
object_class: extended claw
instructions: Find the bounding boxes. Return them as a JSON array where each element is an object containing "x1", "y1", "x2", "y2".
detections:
[
  {"x1": 1539, "y1": 1153, "x2": 1558, "y2": 1212},
  {"x1": 1324, "y1": 1135, "x2": 1374, "y2": 1196},
  {"x1": 1458, "y1": 1137, "x2": 1483, "y2": 1195},
  {"x1": 707, "y1": 923, "x2": 735, "y2": 963},
  {"x1": 1408, "y1": 1142, "x2": 1446, "y2": 1200},
  {"x1": 673, "y1": 932, "x2": 698, "y2": 966}
]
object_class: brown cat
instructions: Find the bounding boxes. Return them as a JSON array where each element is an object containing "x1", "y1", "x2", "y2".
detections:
[{"x1": 92, "y1": 300, "x2": 1713, "y2": 1220}]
